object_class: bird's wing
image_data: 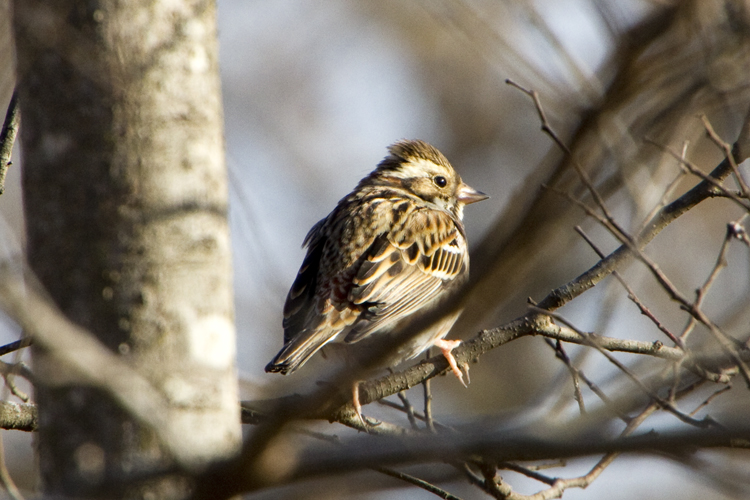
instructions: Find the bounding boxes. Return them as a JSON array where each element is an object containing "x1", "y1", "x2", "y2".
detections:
[
  {"x1": 281, "y1": 219, "x2": 326, "y2": 345},
  {"x1": 344, "y1": 208, "x2": 467, "y2": 343},
  {"x1": 270, "y1": 218, "x2": 349, "y2": 374}
]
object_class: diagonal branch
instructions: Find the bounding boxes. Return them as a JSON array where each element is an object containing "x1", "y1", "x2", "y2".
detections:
[{"x1": 0, "y1": 89, "x2": 20, "y2": 196}]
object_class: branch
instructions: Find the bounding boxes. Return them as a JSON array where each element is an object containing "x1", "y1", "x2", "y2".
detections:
[
  {"x1": 532, "y1": 307, "x2": 719, "y2": 429},
  {"x1": 575, "y1": 225, "x2": 684, "y2": 348},
  {"x1": 239, "y1": 424, "x2": 750, "y2": 492},
  {"x1": 375, "y1": 467, "x2": 465, "y2": 500},
  {"x1": 701, "y1": 114, "x2": 750, "y2": 200},
  {"x1": 0, "y1": 339, "x2": 33, "y2": 358},
  {"x1": 531, "y1": 316, "x2": 743, "y2": 384},
  {"x1": 0, "y1": 401, "x2": 36, "y2": 432},
  {"x1": 0, "y1": 89, "x2": 19, "y2": 196}
]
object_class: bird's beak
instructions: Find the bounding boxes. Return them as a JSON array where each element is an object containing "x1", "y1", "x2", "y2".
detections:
[{"x1": 457, "y1": 182, "x2": 489, "y2": 205}]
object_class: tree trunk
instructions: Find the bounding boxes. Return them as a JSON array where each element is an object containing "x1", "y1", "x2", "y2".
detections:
[{"x1": 13, "y1": 1, "x2": 240, "y2": 496}]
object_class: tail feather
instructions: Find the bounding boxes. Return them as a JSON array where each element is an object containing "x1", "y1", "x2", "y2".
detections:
[{"x1": 265, "y1": 328, "x2": 338, "y2": 374}]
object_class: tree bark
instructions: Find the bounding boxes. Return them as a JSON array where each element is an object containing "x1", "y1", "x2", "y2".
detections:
[{"x1": 13, "y1": 1, "x2": 240, "y2": 496}]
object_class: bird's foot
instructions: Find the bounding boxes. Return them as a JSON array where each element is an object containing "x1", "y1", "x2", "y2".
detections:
[
  {"x1": 433, "y1": 338, "x2": 469, "y2": 388},
  {"x1": 352, "y1": 381, "x2": 370, "y2": 431}
]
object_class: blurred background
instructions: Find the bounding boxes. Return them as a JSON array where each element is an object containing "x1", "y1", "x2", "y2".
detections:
[{"x1": 2, "y1": 0, "x2": 750, "y2": 498}]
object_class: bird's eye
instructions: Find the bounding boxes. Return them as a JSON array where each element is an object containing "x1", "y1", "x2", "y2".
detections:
[{"x1": 433, "y1": 176, "x2": 447, "y2": 188}]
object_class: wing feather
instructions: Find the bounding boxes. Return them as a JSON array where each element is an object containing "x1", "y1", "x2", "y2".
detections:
[{"x1": 345, "y1": 208, "x2": 467, "y2": 343}]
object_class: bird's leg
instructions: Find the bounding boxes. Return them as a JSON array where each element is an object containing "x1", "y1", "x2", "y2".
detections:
[
  {"x1": 352, "y1": 381, "x2": 369, "y2": 430},
  {"x1": 433, "y1": 338, "x2": 468, "y2": 387}
]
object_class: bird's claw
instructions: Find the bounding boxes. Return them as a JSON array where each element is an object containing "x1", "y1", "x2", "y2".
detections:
[
  {"x1": 461, "y1": 362, "x2": 471, "y2": 386},
  {"x1": 433, "y1": 338, "x2": 469, "y2": 387},
  {"x1": 352, "y1": 381, "x2": 372, "y2": 432}
]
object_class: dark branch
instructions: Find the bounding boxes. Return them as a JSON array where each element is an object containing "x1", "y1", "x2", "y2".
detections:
[{"x1": 0, "y1": 89, "x2": 19, "y2": 196}]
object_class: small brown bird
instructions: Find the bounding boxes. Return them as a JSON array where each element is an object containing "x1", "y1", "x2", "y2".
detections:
[{"x1": 266, "y1": 140, "x2": 487, "y2": 416}]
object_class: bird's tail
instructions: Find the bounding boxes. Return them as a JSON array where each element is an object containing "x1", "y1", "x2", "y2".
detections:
[{"x1": 264, "y1": 328, "x2": 338, "y2": 374}]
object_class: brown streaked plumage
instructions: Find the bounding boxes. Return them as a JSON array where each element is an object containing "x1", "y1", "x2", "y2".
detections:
[{"x1": 265, "y1": 140, "x2": 487, "y2": 394}]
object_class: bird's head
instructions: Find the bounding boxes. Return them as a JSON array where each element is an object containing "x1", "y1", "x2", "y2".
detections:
[{"x1": 372, "y1": 139, "x2": 488, "y2": 219}]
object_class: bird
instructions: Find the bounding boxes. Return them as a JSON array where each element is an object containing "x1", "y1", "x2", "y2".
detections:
[{"x1": 265, "y1": 139, "x2": 487, "y2": 420}]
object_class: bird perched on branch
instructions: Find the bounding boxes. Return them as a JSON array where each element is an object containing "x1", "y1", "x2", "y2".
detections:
[{"x1": 266, "y1": 139, "x2": 487, "y2": 419}]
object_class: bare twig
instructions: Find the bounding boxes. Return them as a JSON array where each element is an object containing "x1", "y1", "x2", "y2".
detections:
[
  {"x1": 574, "y1": 225, "x2": 684, "y2": 349},
  {"x1": 375, "y1": 466, "x2": 465, "y2": 500},
  {"x1": 3, "y1": 381, "x2": 27, "y2": 403},
  {"x1": 701, "y1": 115, "x2": 750, "y2": 199},
  {"x1": 497, "y1": 461, "x2": 556, "y2": 486},
  {"x1": 506, "y1": 80, "x2": 631, "y2": 244},
  {"x1": 397, "y1": 391, "x2": 420, "y2": 431},
  {"x1": 376, "y1": 399, "x2": 450, "y2": 433},
  {"x1": 692, "y1": 222, "x2": 735, "y2": 322},
  {"x1": 545, "y1": 339, "x2": 586, "y2": 415},
  {"x1": 534, "y1": 106, "x2": 750, "y2": 319},
  {"x1": 464, "y1": 383, "x2": 694, "y2": 500},
  {"x1": 690, "y1": 386, "x2": 732, "y2": 417},
  {"x1": 637, "y1": 140, "x2": 690, "y2": 234},
  {"x1": 544, "y1": 337, "x2": 630, "y2": 423},
  {"x1": 296, "y1": 421, "x2": 464, "y2": 500},
  {"x1": 532, "y1": 307, "x2": 720, "y2": 429},
  {"x1": 647, "y1": 138, "x2": 750, "y2": 211},
  {"x1": 0, "y1": 358, "x2": 33, "y2": 405},
  {"x1": 0, "y1": 89, "x2": 20, "y2": 196},
  {"x1": 0, "y1": 339, "x2": 33, "y2": 358}
]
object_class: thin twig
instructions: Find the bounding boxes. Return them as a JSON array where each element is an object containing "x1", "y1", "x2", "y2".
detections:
[
  {"x1": 375, "y1": 466, "x2": 465, "y2": 500},
  {"x1": 695, "y1": 222, "x2": 734, "y2": 309},
  {"x1": 0, "y1": 361, "x2": 29, "y2": 402},
  {"x1": 690, "y1": 386, "x2": 732, "y2": 417},
  {"x1": 522, "y1": 461, "x2": 567, "y2": 472},
  {"x1": 486, "y1": 388, "x2": 665, "y2": 500},
  {"x1": 637, "y1": 140, "x2": 690, "y2": 234},
  {"x1": 296, "y1": 424, "x2": 465, "y2": 500},
  {"x1": 574, "y1": 225, "x2": 685, "y2": 349},
  {"x1": 397, "y1": 391, "x2": 420, "y2": 431},
  {"x1": 680, "y1": 218, "x2": 748, "y2": 345},
  {"x1": 377, "y1": 399, "x2": 452, "y2": 432},
  {"x1": 506, "y1": 80, "x2": 630, "y2": 242},
  {"x1": 545, "y1": 339, "x2": 585, "y2": 415},
  {"x1": 498, "y1": 461, "x2": 556, "y2": 486},
  {"x1": 647, "y1": 138, "x2": 750, "y2": 211},
  {"x1": 701, "y1": 115, "x2": 750, "y2": 200},
  {"x1": 0, "y1": 339, "x2": 33, "y2": 358},
  {"x1": 543, "y1": 338, "x2": 631, "y2": 423},
  {"x1": 0, "y1": 89, "x2": 20, "y2": 196},
  {"x1": 532, "y1": 307, "x2": 720, "y2": 429}
]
